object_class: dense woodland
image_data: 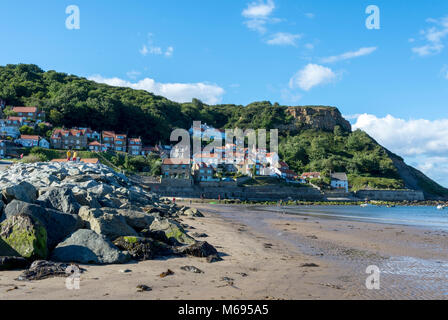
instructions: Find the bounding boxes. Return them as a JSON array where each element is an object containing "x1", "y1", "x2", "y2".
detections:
[{"x1": 0, "y1": 64, "x2": 445, "y2": 193}]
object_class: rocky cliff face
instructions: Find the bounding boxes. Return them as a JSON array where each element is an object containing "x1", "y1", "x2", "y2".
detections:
[
  {"x1": 389, "y1": 153, "x2": 448, "y2": 200},
  {"x1": 282, "y1": 106, "x2": 352, "y2": 132}
]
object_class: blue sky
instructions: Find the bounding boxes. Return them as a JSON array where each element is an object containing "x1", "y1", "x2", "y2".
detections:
[{"x1": 0, "y1": 0, "x2": 447, "y2": 186}]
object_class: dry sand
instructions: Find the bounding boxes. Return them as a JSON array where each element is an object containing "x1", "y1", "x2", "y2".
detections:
[{"x1": 1, "y1": 204, "x2": 447, "y2": 300}]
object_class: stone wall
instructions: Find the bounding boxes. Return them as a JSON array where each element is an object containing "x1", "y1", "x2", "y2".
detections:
[
  {"x1": 160, "y1": 178, "x2": 193, "y2": 187},
  {"x1": 354, "y1": 190, "x2": 425, "y2": 201},
  {"x1": 146, "y1": 184, "x2": 324, "y2": 201}
]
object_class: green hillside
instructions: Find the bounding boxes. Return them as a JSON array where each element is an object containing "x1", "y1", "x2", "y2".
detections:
[{"x1": 0, "y1": 64, "x2": 447, "y2": 199}]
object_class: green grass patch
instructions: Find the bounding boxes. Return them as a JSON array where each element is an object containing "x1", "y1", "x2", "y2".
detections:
[{"x1": 349, "y1": 175, "x2": 405, "y2": 191}]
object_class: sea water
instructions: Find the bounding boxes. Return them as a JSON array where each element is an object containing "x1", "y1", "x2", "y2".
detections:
[{"x1": 269, "y1": 205, "x2": 448, "y2": 231}]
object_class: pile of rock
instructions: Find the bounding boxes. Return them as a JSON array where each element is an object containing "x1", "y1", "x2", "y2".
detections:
[{"x1": 0, "y1": 162, "x2": 219, "y2": 273}]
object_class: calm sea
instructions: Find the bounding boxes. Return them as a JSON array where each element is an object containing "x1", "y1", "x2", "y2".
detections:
[{"x1": 268, "y1": 205, "x2": 448, "y2": 230}]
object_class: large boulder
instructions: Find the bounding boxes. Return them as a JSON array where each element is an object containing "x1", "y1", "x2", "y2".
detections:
[
  {"x1": 2, "y1": 181, "x2": 37, "y2": 204},
  {"x1": 175, "y1": 241, "x2": 219, "y2": 258},
  {"x1": 16, "y1": 260, "x2": 82, "y2": 281},
  {"x1": 183, "y1": 208, "x2": 204, "y2": 217},
  {"x1": 149, "y1": 219, "x2": 195, "y2": 245},
  {"x1": 37, "y1": 187, "x2": 81, "y2": 215},
  {"x1": 0, "y1": 256, "x2": 30, "y2": 271},
  {"x1": 4, "y1": 200, "x2": 83, "y2": 249},
  {"x1": 73, "y1": 191, "x2": 101, "y2": 209},
  {"x1": 113, "y1": 236, "x2": 173, "y2": 260},
  {"x1": 78, "y1": 207, "x2": 138, "y2": 240},
  {"x1": 112, "y1": 209, "x2": 156, "y2": 231},
  {"x1": 51, "y1": 229, "x2": 130, "y2": 265},
  {"x1": 0, "y1": 214, "x2": 48, "y2": 260},
  {"x1": 87, "y1": 184, "x2": 114, "y2": 198}
]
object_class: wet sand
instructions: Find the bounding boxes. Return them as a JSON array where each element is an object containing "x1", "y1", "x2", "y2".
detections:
[{"x1": 1, "y1": 204, "x2": 447, "y2": 300}]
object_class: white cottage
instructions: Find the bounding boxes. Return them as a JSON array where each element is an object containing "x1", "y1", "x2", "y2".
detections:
[{"x1": 330, "y1": 172, "x2": 349, "y2": 192}]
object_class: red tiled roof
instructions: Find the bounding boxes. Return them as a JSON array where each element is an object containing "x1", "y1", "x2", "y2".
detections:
[
  {"x1": 51, "y1": 158, "x2": 100, "y2": 164},
  {"x1": 89, "y1": 141, "x2": 102, "y2": 146},
  {"x1": 301, "y1": 172, "x2": 321, "y2": 178},
  {"x1": 280, "y1": 168, "x2": 298, "y2": 176},
  {"x1": 7, "y1": 116, "x2": 24, "y2": 121},
  {"x1": 20, "y1": 135, "x2": 40, "y2": 140},
  {"x1": 128, "y1": 138, "x2": 142, "y2": 143},
  {"x1": 114, "y1": 134, "x2": 127, "y2": 140},
  {"x1": 278, "y1": 161, "x2": 289, "y2": 168},
  {"x1": 162, "y1": 158, "x2": 190, "y2": 165},
  {"x1": 13, "y1": 106, "x2": 37, "y2": 113},
  {"x1": 102, "y1": 131, "x2": 115, "y2": 138},
  {"x1": 52, "y1": 128, "x2": 84, "y2": 138}
]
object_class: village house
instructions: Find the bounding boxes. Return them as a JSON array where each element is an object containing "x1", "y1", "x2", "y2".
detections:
[
  {"x1": 301, "y1": 172, "x2": 322, "y2": 180},
  {"x1": 51, "y1": 128, "x2": 88, "y2": 150},
  {"x1": 101, "y1": 131, "x2": 115, "y2": 150},
  {"x1": 189, "y1": 123, "x2": 226, "y2": 141},
  {"x1": 39, "y1": 138, "x2": 50, "y2": 149},
  {"x1": 79, "y1": 128, "x2": 101, "y2": 141},
  {"x1": 0, "y1": 120, "x2": 20, "y2": 138},
  {"x1": 6, "y1": 116, "x2": 27, "y2": 127},
  {"x1": 102, "y1": 131, "x2": 128, "y2": 152},
  {"x1": 330, "y1": 172, "x2": 349, "y2": 192},
  {"x1": 17, "y1": 135, "x2": 40, "y2": 148},
  {"x1": 114, "y1": 133, "x2": 127, "y2": 152},
  {"x1": 141, "y1": 146, "x2": 153, "y2": 156},
  {"x1": 192, "y1": 152, "x2": 220, "y2": 168},
  {"x1": 88, "y1": 141, "x2": 107, "y2": 152},
  {"x1": 12, "y1": 106, "x2": 45, "y2": 122},
  {"x1": 161, "y1": 158, "x2": 192, "y2": 180},
  {"x1": 278, "y1": 168, "x2": 298, "y2": 181},
  {"x1": 192, "y1": 162, "x2": 216, "y2": 182},
  {"x1": 128, "y1": 137, "x2": 142, "y2": 155}
]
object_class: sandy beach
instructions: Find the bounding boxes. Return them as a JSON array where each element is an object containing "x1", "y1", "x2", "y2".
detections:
[{"x1": 1, "y1": 204, "x2": 447, "y2": 300}]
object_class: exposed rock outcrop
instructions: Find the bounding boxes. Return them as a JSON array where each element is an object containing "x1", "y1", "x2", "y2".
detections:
[
  {"x1": 283, "y1": 106, "x2": 351, "y2": 132},
  {"x1": 0, "y1": 214, "x2": 48, "y2": 259},
  {"x1": 51, "y1": 229, "x2": 130, "y2": 265},
  {"x1": 0, "y1": 162, "x2": 216, "y2": 275}
]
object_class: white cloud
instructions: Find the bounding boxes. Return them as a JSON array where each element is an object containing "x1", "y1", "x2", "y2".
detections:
[
  {"x1": 289, "y1": 64, "x2": 337, "y2": 91},
  {"x1": 126, "y1": 71, "x2": 141, "y2": 80},
  {"x1": 242, "y1": 0, "x2": 275, "y2": 19},
  {"x1": 165, "y1": 46, "x2": 174, "y2": 57},
  {"x1": 140, "y1": 34, "x2": 174, "y2": 58},
  {"x1": 280, "y1": 89, "x2": 302, "y2": 103},
  {"x1": 441, "y1": 65, "x2": 448, "y2": 79},
  {"x1": 139, "y1": 45, "x2": 148, "y2": 56},
  {"x1": 244, "y1": 19, "x2": 268, "y2": 33},
  {"x1": 242, "y1": 0, "x2": 276, "y2": 34},
  {"x1": 352, "y1": 114, "x2": 448, "y2": 157},
  {"x1": 321, "y1": 47, "x2": 377, "y2": 63},
  {"x1": 412, "y1": 16, "x2": 448, "y2": 56},
  {"x1": 304, "y1": 43, "x2": 314, "y2": 50},
  {"x1": 352, "y1": 113, "x2": 448, "y2": 187},
  {"x1": 266, "y1": 32, "x2": 301, "y2": 46},
  {"x1": 415, "y1": 156, "x2": 448, "y2": 187},
  {"x1": 305, "y1": 13, "x2": 315, "y2": 19},
  {"x1": 149, "y1": 46, "x2": 163, "y2": 55},
  {"x1": 89, "y1": 75, "x2": 225, "y2": 105}
]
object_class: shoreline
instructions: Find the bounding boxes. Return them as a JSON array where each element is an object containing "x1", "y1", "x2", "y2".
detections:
[
  {"x1": 1, "y1": 204, "x2": 447, "y2": 299},
  {"x1": 173, "y1": 198, "x2": 448, "y2": 207}
]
